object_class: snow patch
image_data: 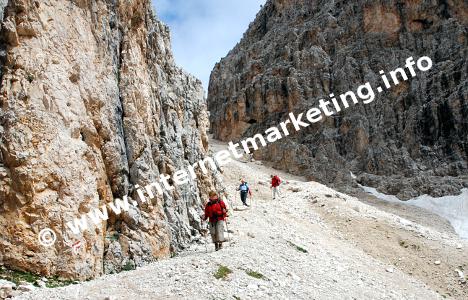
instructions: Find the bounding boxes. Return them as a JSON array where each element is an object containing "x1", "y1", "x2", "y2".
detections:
[
  {"x1": 361, "y1": 185, "x2": 468, "y2": 239},
  {"x1": 359, "y1": 185, "x2": 401, "y2": 203}
]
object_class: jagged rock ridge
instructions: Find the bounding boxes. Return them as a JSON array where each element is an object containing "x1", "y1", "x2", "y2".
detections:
[
  {"x1": 0, "y1": 0, "x2": 220, "y2": 280},
  {"x1": 208, "y1": 0, "x2": 468, "y2": 199}
]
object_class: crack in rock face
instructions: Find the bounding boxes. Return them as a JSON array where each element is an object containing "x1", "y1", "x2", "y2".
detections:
[
  {"x1": 207, "y1": 0, "x2": 468, "y2": 200},
  {"x1": 0, "y1": 0, "x2": 221, "y2": 280}
]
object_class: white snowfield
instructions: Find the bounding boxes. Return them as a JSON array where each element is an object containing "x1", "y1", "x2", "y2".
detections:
[
  {"x1": 361, "y1": 185, "x2": 468, "y2": 239},
  {"x1": 16, "y1": 142, "x2": 461, "y2": 300}
]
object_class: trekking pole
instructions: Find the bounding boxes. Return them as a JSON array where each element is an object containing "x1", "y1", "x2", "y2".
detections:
[
  {"x1": 204, "y1": 222, "x2": 208, "y2": 253},
  {"x1": 224, "y1": 218, "x2": 231, "y2": 247},
  {"x1": 222, "y1": 190, "x2": 233, "y2": 215},
  {"x1": 201, "y1": 219, "x2": 208, "y2": 253}
]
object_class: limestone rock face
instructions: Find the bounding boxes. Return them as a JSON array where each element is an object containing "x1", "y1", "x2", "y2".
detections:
[
  {"x1": 208, "y1": 0, "x2": 468, "y2": 199},
  {"x1": 0, "y1": 1, "x2": 6, "y2": 19},
  {"x1": 0, "y1": 0, "x2": 219, "y2": 279}
]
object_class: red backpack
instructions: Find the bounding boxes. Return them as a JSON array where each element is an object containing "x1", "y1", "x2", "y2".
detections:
[
  {"x1": 206, "y1": 199, "x2": 227, "y2": 221},
  {"x1": 272, "y1": 176, "x2": 281, "y2": 187}
]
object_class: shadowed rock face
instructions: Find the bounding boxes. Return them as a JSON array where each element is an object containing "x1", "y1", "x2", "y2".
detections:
[
  {"x1": 0, "y1": 0, "x2": 220, "y2": 279},
  {"x1": 208, "y1": 0, "x2": 468, "y2": 199}
]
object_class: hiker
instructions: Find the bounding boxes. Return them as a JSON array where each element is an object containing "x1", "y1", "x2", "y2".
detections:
[
  {"x1": 270, "y1": 174, "x2": 282, "y2": 199},
  {"x1": 202, "y1": 191, "x2": 228, "y2": 251},
  {"x1": 237, "y1": 178, "x2": 252, "y2": 206}
]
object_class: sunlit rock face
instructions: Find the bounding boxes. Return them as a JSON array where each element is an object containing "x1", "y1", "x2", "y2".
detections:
[
  {"x1": 0, "y1": 0, "x2": 220, "y2": 279},
  {"x1": 208, "y1": 0, "x2": 468, "y2": 199}
]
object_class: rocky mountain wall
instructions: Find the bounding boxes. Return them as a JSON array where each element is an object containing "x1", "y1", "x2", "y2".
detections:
[
  {"x1": 208, "y1": 0, "x2": 468, "y2": 199},
  {"x1": 0, "y1": 1, "x2": 6, "y2": 20},
  {"x1": 0, "y1": 0, "x2": 220, "y2": 279}
]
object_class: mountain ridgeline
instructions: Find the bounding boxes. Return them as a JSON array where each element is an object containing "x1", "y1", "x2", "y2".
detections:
[{"x1": 208, "y1": 0, "x2": 468, "y2": 199}]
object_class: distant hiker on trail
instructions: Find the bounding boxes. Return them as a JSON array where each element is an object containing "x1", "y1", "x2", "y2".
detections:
[
  {"x1": 237, "y1": 178, "x2": 252, "y2": 206},
  {"x1": 202, "y1": 191, "x2": 228, "y2": 251},
  {"x1": 270, "y1": 174, "x2": 282, "y2": 200}
]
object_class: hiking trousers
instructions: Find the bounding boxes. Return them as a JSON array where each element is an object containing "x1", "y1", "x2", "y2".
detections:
[
  {"x1": 240, "y1": 191, "x2": 248, "y2": 204},
  {"x1": 272, "y1": 186, "x2": 281, "y2": 199},
  {"x1": 209, "y1": 220, "x2": 225, "y2": 243}
]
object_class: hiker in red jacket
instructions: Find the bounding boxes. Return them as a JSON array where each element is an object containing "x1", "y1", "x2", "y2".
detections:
[
  {"x1": 202, "y1": 191, "x2": 228, "y2": 251},
  {"x1": 270, "y1": 174, "x2": 282, "y2": 200}
]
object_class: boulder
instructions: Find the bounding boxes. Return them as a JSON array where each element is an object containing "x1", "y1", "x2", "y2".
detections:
[{"x1": 0, "y1": 280, "x2": 16, "y2": 299}]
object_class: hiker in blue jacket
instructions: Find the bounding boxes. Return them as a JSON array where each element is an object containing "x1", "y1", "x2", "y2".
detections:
[{"x1": 237, "y1": 178, "x2": 252, "y2": 206}]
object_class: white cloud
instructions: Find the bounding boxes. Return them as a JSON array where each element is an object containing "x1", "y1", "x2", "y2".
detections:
[{"x1": 152, "y1": 0, "x2": 266, "y2": 92}]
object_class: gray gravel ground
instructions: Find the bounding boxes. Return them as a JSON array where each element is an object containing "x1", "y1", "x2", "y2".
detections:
[{"x1": 14, "y1": 141, "x2": 452, "y2": 300}]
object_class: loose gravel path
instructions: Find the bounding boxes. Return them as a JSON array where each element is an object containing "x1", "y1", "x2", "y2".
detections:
[{"x1": 16, "y1": 140, "x2": 465, "y2": 300}]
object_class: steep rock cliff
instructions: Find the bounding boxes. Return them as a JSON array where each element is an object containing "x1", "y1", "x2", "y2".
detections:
[
  {"x1": 208, "y1": 0, "x2": 468, "y2": 199},
  {"x1": 0, "y1": 1, "x2": 6, "y2": 20},
  {"x1": 0, "y1": 0, "x2": 220, "y2": 280}
]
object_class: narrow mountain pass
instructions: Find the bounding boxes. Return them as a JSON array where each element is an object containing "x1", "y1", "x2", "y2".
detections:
[{"x1": 16, "y1": 139, "x2": 461, "y2": 300}]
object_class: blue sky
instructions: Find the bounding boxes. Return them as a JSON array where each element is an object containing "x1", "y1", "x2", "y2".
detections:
[{"x1": 152, "y1": 0, "x2": 266, "y2": 92}]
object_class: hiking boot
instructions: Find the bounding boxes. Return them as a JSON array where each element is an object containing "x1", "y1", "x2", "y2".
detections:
[
  {"x1": 215, "y1": 243, "x2": 219, "y2": 251},
  {"x1": 218, "y1": 243, "x2": 223, "y2": 250}
]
